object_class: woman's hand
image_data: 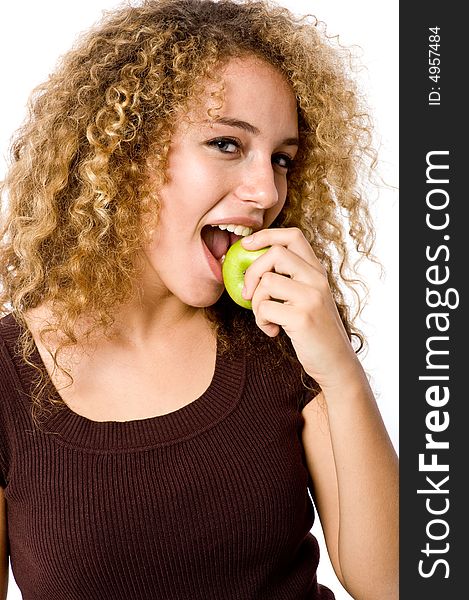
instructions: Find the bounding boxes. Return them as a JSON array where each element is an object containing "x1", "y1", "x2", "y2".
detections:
[{"x1": 241, "y1": 227, "x2": 363, "y2": 392}]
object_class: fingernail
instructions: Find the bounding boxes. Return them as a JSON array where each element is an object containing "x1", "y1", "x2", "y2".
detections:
[
  {"x1": 242, "y1": 285, "x2": 248, "y2": 298},
  {"x1": 243, "y1": 235, "x2": 254, "y2": 245}
]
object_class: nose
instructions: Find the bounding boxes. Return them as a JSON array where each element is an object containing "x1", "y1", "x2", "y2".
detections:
[{"x1": 234, "y1": 158, "x2": 280, "y2": 209}]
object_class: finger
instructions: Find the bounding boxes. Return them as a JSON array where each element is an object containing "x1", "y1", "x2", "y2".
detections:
[
  {"x1": 242, "y1": 227, "x2": 325, "y2": 273},
  {"x1": 243, "y1": 244, "x2": 328, "y2": 301},
  {"x1": 253, "y1": 298, "x2": 294, "y2": 336},
  {"x1": 250, "y1": 275, "x2": 313, "y2": 337},
  {"x1": 255, "y1": 320, "x2": 280, "y2": 338},
  {"x1": 251, "y1": 274, "x2": 330, "y2": 328},
  {"x1": 250, "y1": 271, "x2": 306, "y2": 308}
]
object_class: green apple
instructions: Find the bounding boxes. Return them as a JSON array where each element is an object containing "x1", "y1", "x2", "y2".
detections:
[{"x1": 222, "y1": 239, "x2": 270, "y2": 309}]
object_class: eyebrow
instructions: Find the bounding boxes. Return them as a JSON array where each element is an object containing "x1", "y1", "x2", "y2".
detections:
[{"x1": 203, "y1": 116, "x2": 299, "y2": 147}]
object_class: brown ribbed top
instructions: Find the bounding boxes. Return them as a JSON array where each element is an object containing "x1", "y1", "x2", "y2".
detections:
[{"x1": 0, "y1": 313, "x2": 334, "y2": 600}]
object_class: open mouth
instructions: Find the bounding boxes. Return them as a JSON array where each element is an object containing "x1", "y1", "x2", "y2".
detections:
[
  {"x1": 201, "y1": 223, "x2": 253, "y2": 282},
  {"x1": 201, "y1": 224, "x2": 253, "y2": 263}
]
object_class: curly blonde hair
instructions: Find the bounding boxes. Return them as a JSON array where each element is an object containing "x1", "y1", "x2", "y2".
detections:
[{"x1": 0, "y1": 0, "x2": 377, "y2": 419}]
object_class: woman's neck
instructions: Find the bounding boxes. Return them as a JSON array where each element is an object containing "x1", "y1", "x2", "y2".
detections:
[{"x1": 24, "y1": 294, "x2": 214, "y2": 360}]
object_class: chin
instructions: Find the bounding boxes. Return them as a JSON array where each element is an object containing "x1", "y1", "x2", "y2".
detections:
[{"x1": 179, "y1": 285, "x2": 224, "y2": 309}]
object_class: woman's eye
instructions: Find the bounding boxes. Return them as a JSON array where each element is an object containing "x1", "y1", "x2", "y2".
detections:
[
  {"x1": 273, "y1": 154, "x2": 293, "y2": 170},
  {"x1": 207, "y1": 138, "x2": 240, "y2": 154}
]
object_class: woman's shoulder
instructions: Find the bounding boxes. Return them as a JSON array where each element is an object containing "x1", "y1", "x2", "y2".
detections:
[
  {"x1": 241, "y1": 338, "x2": 319, "y2": 411},
  {"x1": 238, "y1": 341, "x2": 308, "y2": 408},
  {"x1": 0, "y1": 313, "x2": 27, "y2": 404},
  {"x1": 0, "y1": 312, "x2": 18, "y2": 359},
  {"x1": 0, "y1": 314, "x2": 24, "y2": 487},
  {"x1": 0, "y1": 312, "x2": 22, "y2": 360}
]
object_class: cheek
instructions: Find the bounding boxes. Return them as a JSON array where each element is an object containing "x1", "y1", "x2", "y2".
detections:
[
  {"x1": 163, "y1": 162, "x2": 223, "y2": 217},
  {"x1": 166, "y1": 148, "x2": 215, "y2": 190}
]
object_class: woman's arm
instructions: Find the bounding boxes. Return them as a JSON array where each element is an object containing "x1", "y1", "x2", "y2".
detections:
[
  {"x1": 0, "y1": 487, "x2": 9, "y2": 599},
  {"x1": 302, "y1": 378, "x2": 398, "y2": 600},
  {"x1": 241, "y1": 227, "x2": 399, "y2": 599}
]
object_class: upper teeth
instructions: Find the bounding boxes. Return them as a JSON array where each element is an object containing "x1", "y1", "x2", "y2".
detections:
[{"x1": 212, "y1": 224, "x2": 253, "y2": 236}]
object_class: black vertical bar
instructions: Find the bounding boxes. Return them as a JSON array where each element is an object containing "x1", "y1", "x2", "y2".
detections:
[{"x1": 400, "y1": 3, "x2": 465, "y2": 598}]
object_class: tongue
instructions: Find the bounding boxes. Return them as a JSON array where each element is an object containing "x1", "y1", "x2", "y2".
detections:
[
  {"x1": 202, "y1": 227, "x2": 243, "y2": 261},
  {"x1": 203, "y1": 227, "x2": 231, "y2": 260}
]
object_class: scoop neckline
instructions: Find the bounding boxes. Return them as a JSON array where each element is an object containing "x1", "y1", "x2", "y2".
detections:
[{"x1": 2, "y1": 313, "x2": 246, "y2": 453}]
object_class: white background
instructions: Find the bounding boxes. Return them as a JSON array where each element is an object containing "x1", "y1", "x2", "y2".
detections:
[{"x1": 1, "y1": 1, "x2": 398, "y2": 598}]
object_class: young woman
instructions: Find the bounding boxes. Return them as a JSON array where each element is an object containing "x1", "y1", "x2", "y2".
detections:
[{"x1": 0, "y1": 1, "x2": 398, "y2": 598}]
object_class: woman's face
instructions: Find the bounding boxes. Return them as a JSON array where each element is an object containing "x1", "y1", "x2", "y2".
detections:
[{"x1": 142, "y1": 56, "x2": 299, "y2": 308}]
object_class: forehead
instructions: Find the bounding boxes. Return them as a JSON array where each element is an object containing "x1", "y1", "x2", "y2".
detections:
[{"x1": 185, "y1": 56, "x2": 298, "y2": 130}]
